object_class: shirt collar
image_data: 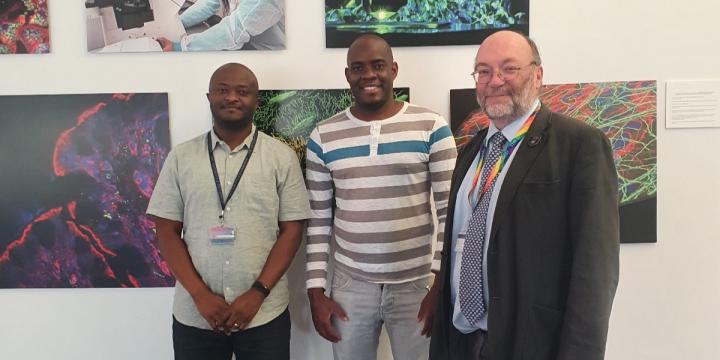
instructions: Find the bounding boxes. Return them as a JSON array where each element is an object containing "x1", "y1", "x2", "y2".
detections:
[
  {"x1": 210, "y1": 124, "x2": 257, "y2": 153},
  {"x1": 485, "y1": 98, "x2": 540, "y2": 144}
]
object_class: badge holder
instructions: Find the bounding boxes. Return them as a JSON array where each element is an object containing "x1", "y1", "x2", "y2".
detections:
[{"x1": 209, "y1": 210, "x2": 235, "y2": 245}]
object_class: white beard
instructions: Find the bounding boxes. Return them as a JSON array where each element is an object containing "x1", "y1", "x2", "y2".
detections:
[{"x1": 479, "y1": 77, "x2": 537, "y2": 124}]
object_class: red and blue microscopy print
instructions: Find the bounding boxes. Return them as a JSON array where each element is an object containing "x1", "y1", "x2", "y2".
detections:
[
  {"x1": 0, "y1": 0, "x2": 49, "y2": 54},
  {"x1": 0, "y1": 93, "x2": 173, "y2": 287}
]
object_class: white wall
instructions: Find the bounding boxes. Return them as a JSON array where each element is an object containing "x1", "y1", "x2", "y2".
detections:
[{"x1": 1, "y1": 1, "x2": 719, "y2": 359}]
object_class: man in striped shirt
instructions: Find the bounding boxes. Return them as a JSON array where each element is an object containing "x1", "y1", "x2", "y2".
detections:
[{"x1": 305, "y1": 34, "x2": 457, "y2": 360}]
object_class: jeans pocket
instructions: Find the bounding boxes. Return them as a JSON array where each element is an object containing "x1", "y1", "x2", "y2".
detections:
[
  {"x1": 331, "y1": 269, "x2": 353, "y2": 291},
  {"x1": 408, "y1": 276, "x2": 432, "y2": 292}
]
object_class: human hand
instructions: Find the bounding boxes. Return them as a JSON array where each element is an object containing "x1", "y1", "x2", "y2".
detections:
[
  {"x1": 192, "y1": 289, "x2": 230, "y2": 332},
  {"x1": 223, "y1": 289, "x2": 264, "y2": 334},
  {"x1": 155, "y1": 37, "x2": 173, "y2": 52},
  {"x1": 307, "y1": 288, "x2": 347, "y2": 342},
  {"x1": 417, "y1": 281, "x2": 438, "y2": 337}
]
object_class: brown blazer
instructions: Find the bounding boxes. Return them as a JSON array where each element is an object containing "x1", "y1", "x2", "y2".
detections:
[{"x1": 430, "y1": 106, "x2": 620, "y2": 360}]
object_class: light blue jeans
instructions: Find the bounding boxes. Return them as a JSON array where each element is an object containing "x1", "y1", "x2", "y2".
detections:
[{"x1": 330, "y1": 269, "x2": 431, "y2": 360}]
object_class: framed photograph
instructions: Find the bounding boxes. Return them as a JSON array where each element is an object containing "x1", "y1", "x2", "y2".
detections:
[
  {"x1": 85, "y1": 0, "x2": 285, "y2": 53},
  {"x1": 325, "y1": 0, "x2": 529, "y2": 48},
  {"x1": 0, "y1": 93, "x2": 172, "y2": 287},
  {"x1": 450, "y1": 81, "x2": 658, "y2": 243},
  {"x1": 0, "y1": 0, "x2": 49, "y2": 54}
]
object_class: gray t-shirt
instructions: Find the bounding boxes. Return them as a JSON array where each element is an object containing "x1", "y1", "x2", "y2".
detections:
[{"x1": 147, "y1": 125, "x2": 310, "y2": 330}]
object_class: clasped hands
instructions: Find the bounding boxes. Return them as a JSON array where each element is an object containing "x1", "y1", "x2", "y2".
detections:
[{"x1": 193, "y1": 288, "x2": 264, "y2": 335}]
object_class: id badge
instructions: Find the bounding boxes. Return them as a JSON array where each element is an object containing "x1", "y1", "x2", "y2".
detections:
[
  {"x1": 455, "y1": 233, "x2": 465, "y2": 252},
  {"x1": 209, "y1": 225, "x2": 236, "y2": 245}
]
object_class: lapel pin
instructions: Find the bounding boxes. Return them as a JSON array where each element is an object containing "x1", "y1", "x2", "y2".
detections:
[{"x1": 527, "y1": 136, "x2": 542, "y2": 147}]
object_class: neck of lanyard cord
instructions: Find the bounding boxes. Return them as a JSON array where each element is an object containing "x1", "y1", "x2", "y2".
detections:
[
  {"x1": 207, "y1": 129, "x2": 258, "y2": 225},
  {"x1": 468, "y1": 105, "x2": 540, "y2": 204}
]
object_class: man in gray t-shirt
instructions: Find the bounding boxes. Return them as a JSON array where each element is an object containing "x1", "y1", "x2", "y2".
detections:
[{"x1": 147, "y1": 63, "x2": 310, "y2": 360}]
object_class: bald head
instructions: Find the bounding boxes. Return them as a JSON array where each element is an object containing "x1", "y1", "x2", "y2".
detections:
[
  {"x1": 347, "y1": 34, "x2": 394, "y2": 65},
  {"x1": 476, "y1": 31, "x2": 541, "y2": 68},
  {"x1": 209, "y1": 63, "x2": 258, "y2": 92}
]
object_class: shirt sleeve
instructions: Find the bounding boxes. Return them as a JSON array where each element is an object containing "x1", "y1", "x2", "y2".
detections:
[
  {"x1": 276, "y1": 146, "x2": 311, "y2": 222},
  {"x1": 146, "y1": 150, "x2": 184, "y2": 222},
  {"x1": 428, "y1": 115, "x2": 457, "y2": 272},
  {"x1": 183, "y1": 0, "x2": 283, "y2": 51},
  {"x1": 304, "y1": 128, "x2": 334, "y2": 289},
  {"x1": 179, "y1": 0, "x2": 220, "y2": 29}
]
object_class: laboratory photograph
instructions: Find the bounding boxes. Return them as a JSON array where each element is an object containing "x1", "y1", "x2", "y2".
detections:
[{"x1": 85, "y1": 0, "x2": 285, "y2": 52}]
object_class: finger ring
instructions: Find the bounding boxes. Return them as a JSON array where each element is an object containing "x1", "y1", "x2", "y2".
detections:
[{"x1": 233, "y1": 322, "x2": 239, "y2": 328}]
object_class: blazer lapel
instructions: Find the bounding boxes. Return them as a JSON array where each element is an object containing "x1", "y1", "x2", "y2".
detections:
[
  {"x1": 489, "y1": 106, "x2": 552, "y2": 241},
  {"x1": 451, "y1": 129, "x2": 488, "y2": 200}
]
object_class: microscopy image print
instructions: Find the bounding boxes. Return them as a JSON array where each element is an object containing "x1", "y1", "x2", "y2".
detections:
[
  {"x1": 254, "y1": 88, "x2": 409, "y2": 163},
  {"x1": 450, "y1": 80, "x2": 658, "y2": 243},
  {"x1": 0, "y1": 0, "x2": 49, "y2": 54},
  {"x1": 325, "y1": 0, "x2": 528, "y2": 47},
  {"x1": 0, "y1": 93, "x2": 173, "y2": 288}
]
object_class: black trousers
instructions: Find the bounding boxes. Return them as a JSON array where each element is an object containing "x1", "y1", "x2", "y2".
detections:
[
  {"x1": 447, "y1": 325, "x2": 488, "y2": 360},
  {"x1": 172, "y1": 309, "x2": 290, "y2": 360}
]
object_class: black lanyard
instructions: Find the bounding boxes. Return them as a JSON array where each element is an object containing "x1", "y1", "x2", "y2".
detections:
[{"x1": 207, "y1": 129, "x2": 259, "y2": 224}]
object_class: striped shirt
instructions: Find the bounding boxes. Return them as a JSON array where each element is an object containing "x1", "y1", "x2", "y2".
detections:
[{"x1": 305, "y1": 102, "x2": 457, "y2": 289}]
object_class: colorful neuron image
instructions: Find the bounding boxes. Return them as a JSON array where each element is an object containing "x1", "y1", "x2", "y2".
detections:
[
  {"x1": 0, "y1": 93, "x2": 173, "y2": 288},
  {"x1": 254, "y1": 88, "x2": 409, "y2": 162},
  {"x1": 325, "y1": 0, "x2": 528, "y2": 47},
  {"x1": 0, "y1": 0, "x2": 49, "y2": 54},
  {"x1": 451, "y1": 80, "x2": 658, "y2": 243}
]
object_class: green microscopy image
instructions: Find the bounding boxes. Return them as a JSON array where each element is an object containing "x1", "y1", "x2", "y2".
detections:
[
  {"x1": 325, "y1": 0, "x2": 528, "y2": 47},
  {"x1": 254, "y1": 88, "x2": 410, "y2": 162}
]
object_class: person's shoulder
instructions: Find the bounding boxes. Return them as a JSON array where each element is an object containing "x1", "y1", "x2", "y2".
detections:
[
  {"x1": 315, "y1": 109, "x2": 351, "y2": 130},
  {"x1": 257, "y1": 130, "x2": 288, "y2": 149},
  {"x1": 168, "y1": 132, "x2": 207, "y2": 156},
  {"x1": 546, "y1": 109, "x2": 605, "y2": 138},
  {"x1": 544, "y1": 109, "x2": 610, "y2": 152},
  {"x1": 256, "y1": 130, "x2": 298, "y2": 159},
  {"x1": 402, "y1": 102, "x2": 448, "y2": 126},
  {"x1": 403, "y1": 102, "x2": 441, "y2": 117},
  {"x1": 308, "y1": 110, "x2": 352, "y2": 144}
]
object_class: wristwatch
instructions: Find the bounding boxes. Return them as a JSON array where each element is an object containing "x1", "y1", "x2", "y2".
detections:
[{"x1": 251, "y1": 280, "x2": 270, "y2": 298}]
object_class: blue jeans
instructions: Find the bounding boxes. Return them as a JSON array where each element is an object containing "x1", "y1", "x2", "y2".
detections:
[{"x1": 330, "y1": 269, "x2": 431, "y2": 360}]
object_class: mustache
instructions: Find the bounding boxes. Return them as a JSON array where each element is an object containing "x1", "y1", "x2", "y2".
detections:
[{"x1": 483, "y1": 86, "x2": 511, "y2": 97}]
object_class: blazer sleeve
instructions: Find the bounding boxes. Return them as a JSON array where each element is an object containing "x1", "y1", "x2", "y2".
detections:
[{"x1": 557, "y1": 127, "x2": 620, "y2": 360}]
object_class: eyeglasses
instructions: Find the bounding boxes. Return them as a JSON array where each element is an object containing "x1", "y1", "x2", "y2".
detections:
[{"x1": 471, "y1": 62, "x2": 537, "y2": 84}]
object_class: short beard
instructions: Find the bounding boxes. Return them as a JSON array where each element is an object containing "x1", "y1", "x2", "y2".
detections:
[
  {"x1": 212, "y1": 111, "x2": 252, "y2": 132},
  {"x1": 479, "y1": 78, "x2": 537, "y2": 124}
]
